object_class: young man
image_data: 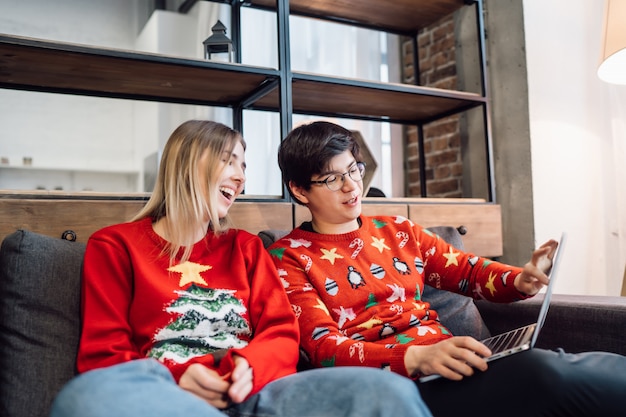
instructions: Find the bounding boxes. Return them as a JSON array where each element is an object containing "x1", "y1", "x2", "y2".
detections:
[{"x1": 268, "y1": 120, "x2": 626, "y2": 417}]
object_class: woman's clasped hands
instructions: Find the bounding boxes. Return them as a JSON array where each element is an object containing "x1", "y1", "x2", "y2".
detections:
[{"x1": 179, "y1": 355, "x2": 254, "y2": 408}]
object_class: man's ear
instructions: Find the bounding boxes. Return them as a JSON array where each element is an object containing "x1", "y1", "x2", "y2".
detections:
[{"x1": 289, "y1": 180, "x2": 310, "y2": 205}]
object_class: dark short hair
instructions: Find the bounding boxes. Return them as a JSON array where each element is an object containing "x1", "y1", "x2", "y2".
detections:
[{"x1": 278, "y1": 121, "x2": 361, "y2": 204}]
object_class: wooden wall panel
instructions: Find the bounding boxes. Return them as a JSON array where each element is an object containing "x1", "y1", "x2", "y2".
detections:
[
  {"x1": 0, "y1": 199, "x2": 293, "y2": 243},
  {"x1": 408, "y1": 203, "x2": 503, "y2": 257},
  {"x1": 0, "y1": 198, "x2": 146, "y2": 243},
  {"x1": 0, "y1": 195, "x2": 502, "y2": 258},
  {"x1": 227, "y1": 202, "x2": 293, "y2": 234}
]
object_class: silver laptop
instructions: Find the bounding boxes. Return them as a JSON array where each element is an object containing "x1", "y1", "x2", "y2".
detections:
[{"x1": 419, "y1": 233, "x2": 566, "y2": 383}]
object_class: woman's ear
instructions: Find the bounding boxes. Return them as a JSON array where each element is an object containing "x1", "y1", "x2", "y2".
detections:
[{"x1": 289, "y1": 180, "x2": 310, "y2": 205}]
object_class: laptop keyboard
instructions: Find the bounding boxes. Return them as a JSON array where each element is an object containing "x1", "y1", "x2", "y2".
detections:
[
  {"x1": 419, "y1": 323, "x2": 537, "y2": 383},
  {"x1": 481, "y1": 324, "x2": 534, "y2": 355}
]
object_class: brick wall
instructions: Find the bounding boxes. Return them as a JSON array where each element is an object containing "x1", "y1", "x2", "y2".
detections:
[{"x1": 402, "y1": 14, "x2": 462, "y2": 198}]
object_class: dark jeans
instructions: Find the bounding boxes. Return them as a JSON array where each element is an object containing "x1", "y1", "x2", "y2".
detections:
[{"x1": 418, "y1": 348, "x2": 626, "y2": 417}]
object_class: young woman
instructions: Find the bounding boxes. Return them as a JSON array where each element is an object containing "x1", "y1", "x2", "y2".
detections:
[
  {"x1": 269, "y1": 120, "x2": 626, "y2": 417},
  {"x1": 50, "y1": 120, "x2": 433, "y2": 417}
]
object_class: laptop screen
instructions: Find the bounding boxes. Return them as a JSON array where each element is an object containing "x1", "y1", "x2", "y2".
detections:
[{"x1": 532, "y1": 232, "x2": 567, "y2": 345}]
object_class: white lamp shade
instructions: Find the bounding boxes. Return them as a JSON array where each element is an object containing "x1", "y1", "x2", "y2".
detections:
[{"x1": 598, "y1": 0, "x2": 626, "y2": 85}]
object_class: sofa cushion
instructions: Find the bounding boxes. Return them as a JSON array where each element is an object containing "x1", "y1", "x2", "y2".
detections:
[
  {"x1": 0, "y1": 230, "x2": 85, "y2": 417},
  {"x1": 258, "y1": 229, "x2": 290, "y2": 249},
  {"x1": 424, "y1": 226, "x2": 491, "y2": 340}
]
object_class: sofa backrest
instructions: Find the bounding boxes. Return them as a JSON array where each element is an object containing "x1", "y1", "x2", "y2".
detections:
[{"x1": 0, "y1": 230, "x2": 85, "y2": 417}]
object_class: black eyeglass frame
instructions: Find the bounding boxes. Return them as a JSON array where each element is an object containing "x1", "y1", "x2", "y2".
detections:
[{"x1": 309, "y1": 161, "x2": 366, "y2": 191}]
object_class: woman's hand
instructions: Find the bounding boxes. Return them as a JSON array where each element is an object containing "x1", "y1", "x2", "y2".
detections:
[
  {"x1": 228, "y1": 355, "x2": 254, "y2": 403},
  {"x1": 179, "y1": 356, "x2": 254, "y2": 407},
  {"x1": 405, "y1": 336, "x2": 492, "y2": 380},
  {"x1": 179, "y1": 363, "x2": 231, "y2": 408},
  {"x1": 514, "y1": 239, "x2": 559, "y2": 296}
]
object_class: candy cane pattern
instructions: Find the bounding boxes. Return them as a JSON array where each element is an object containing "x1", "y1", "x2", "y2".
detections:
[
  {"x1": 390, "y1": 304, "x2": 403, "y2": 315},
  {"x1": 349, "y1": 342, "x2": 365, "y2": 363},
  {"x1": 427, "y1": 272, "x2": 442, "y2": 289},
  {"x1": 349, "y1": 238, "x2": 364, "y2": 259},
  {"x1": 395, "y1": 231, "x2": 409, "y2": 248},
  {"x1": 300, "y1": 254, "x2": 313, "y2": 272}
]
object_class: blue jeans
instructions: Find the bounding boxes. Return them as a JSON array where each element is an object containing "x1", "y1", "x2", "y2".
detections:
[{"x1": 50, "y1": 359, "x2": 432, "y2": 417}]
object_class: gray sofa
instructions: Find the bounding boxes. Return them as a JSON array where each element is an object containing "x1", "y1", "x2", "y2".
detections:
[{"x1": 1, "y1": 228, "x2": 625, "y2": 417}]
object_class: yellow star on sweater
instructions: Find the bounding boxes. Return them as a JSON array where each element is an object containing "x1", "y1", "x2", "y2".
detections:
[
  {"x1": 443, "y1": 247, "x2": 460, "y2": 267},
  {"x1": 168, "y1": 261, "x2": 211, "y2": 287},
  {"x1": 371, "y1": 237, "x2": 390, "y2": 253},
  {"x1": 313, "y1": 298, "x2": 330, "y2": 316},
  {"x1": 358, "y1": 317, "x2": 383, "y2": 329},
  {"x1": 320, "y1": 247, "x2": 344, "y2": 265},
  {"x1": 485, "y1": 271, "x2": 497, "y2": 296}
]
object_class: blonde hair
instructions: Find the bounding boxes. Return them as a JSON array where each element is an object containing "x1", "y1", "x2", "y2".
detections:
[{"x1": 133, "y1": 120, "x2": 245, "y2": 263}]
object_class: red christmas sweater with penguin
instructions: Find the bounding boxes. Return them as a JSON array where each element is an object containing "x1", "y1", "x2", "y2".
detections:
[
  {"x1": 79, "y1": 217, "x2": 299, "y2": 398},
  {"x1": 268, "y1": 214, "x2": 527, "y2": 378}
]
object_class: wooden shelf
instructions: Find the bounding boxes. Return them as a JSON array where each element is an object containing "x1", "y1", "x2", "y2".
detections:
[
  {"x1": 250, "y1": 0, "x2": 469, "y2": 35},
  {"x1": 0, "y1": 34, "x2": 484, "y2": 124},
  {"x1": 0, "y1": 34, "x2": 279, "y2": 107},
  {"x1": 256, "y1": 72, "x2": 485, "y2": 124}
]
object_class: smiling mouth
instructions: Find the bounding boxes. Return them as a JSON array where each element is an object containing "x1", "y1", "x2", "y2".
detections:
[
  {"x1": 219, "y1": 186, "x2": 235, "y2": 200},
  {"x1": 346, "y1": 195, "x2": 358, "y2": 204}
]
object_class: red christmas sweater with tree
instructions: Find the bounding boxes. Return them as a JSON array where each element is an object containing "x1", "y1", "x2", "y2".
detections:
[
  {"x1": 79, "y1": 217, "x2": 299, "y2": 397},
  {"x1": 268, "y1": 214, "x2": 526, "y2": 378}
]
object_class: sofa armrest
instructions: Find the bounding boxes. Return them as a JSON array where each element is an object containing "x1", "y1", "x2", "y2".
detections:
[{"x1": 475, "y1": 294, "x2": 626, "y2": 356}]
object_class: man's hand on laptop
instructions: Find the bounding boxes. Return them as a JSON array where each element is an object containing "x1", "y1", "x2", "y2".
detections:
[
  {"x1": 406, "y1": 337, "x2": 492, "y2": 380},
  {"x1": 514, "y1": 239, "x2": 559, "y2": 296}
]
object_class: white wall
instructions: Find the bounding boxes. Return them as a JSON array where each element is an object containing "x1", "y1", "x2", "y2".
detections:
[{"x1": 524, "y1": 0, "x2": 626, "y2": 295}]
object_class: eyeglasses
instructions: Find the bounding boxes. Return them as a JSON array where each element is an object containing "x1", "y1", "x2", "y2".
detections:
[{"x1": 310, "y1": 162, "x2": 366, "y2": 192}]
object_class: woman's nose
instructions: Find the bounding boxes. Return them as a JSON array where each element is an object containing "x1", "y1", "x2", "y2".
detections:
[{"x1": 234, "y1": 167, "x2": 246, "y2": 184}]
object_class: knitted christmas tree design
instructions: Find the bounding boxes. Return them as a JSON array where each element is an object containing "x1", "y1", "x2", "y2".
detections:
[{"x1": 149, "y1": 284, "x2": 250, "y2": 363}]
